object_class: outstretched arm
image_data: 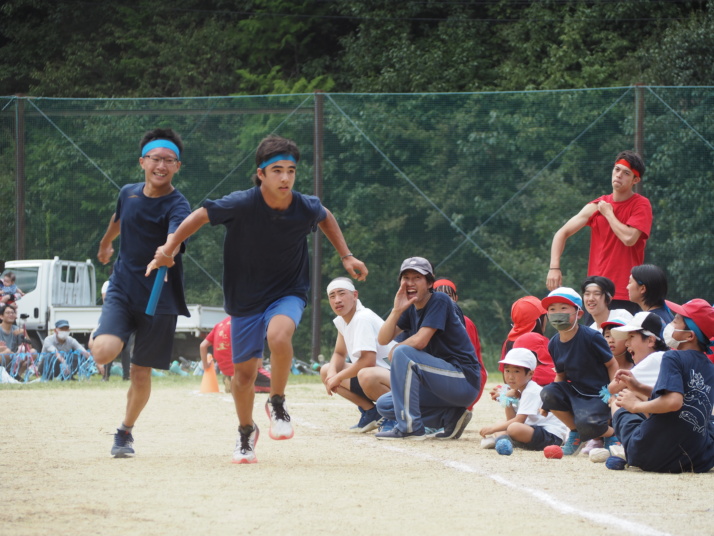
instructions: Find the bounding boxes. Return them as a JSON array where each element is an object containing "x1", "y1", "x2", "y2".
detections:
[
  {"x1": 547, "y1": 203, "x2": 598, "y2": 290},
  {"x1": 318, "y1": 209, "x2": 368, "y2": 281},
  {"x1": 97, "y1": 213, "x2": 120, "y2": 265},
  {"x1": 148, "y1": 207, "x2": 210, "y2": 273}
]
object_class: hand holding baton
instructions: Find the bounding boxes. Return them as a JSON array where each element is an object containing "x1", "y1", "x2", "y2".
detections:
[{"x1": 146, "y1": 266, "x2": 167, "y2": 316}]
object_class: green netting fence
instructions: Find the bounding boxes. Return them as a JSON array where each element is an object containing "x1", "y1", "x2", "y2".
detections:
[{"x1": 2, "y1": 87, "x2": 713, "y2": 369}]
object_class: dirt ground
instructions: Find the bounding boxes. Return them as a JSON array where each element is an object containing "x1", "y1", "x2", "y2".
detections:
[{"x1": 1, "y1": 378, "x2": 712, "y2": 536}]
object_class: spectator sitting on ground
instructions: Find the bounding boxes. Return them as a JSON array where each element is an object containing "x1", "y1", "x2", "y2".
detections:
[
  {"x1": 512, "y1": 332, "x2": 556, "y2": 387},
  {"x1": 40, "y1": 319, "x2": 92, "y2": 380},
  {"x1": 479, "y1": 348, "x2": 569, "y2": 452},
  {"x1": 627, "y1": 264, "x2": 673, "y2": 325},
  {"x1": 608, "y1": 311, "x2": 668, "y2": 399},
  {"x1": 539, "y1": 287, "x2": 619, "y2": 455},
  {"x1": 601, "y1": 311, "x2": 635, "y2": 370},
  {"x1": 612, "y1": 299, "x2": 714, "y2": 473},
  {"x1": 0, "y1": 304, "x2": 25, "y2": 375},
  {"x1": 321, "y1": 277, "x2": 395, "y2": 433}
]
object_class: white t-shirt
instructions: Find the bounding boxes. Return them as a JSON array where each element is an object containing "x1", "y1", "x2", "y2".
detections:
[
  {"x1": 333, "y1": 300, "x2": 394, "y2": 369},
  {"x1": 517, "y1": 381, "x2": 569, "y2": 441},
  {"x1": 631, "y1": 350, "x2": 665, "y2": 387}
]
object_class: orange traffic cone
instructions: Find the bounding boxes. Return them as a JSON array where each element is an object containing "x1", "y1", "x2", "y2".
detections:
[{"x1": 200, "y1": 356, "x2": 220, "y2": 393}]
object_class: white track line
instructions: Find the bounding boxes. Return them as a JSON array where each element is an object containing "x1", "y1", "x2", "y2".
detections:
[{"x1": 379, "y1": 444, "x2": 672, "y2": 536}]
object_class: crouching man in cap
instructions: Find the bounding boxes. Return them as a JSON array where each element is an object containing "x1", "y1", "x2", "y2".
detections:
[
  {"x1": 374, "y1": 257, "x2": 481, "y2": 440},
  {"x1": 41, "y1": 319, "x2": 93, "y2": 380}
]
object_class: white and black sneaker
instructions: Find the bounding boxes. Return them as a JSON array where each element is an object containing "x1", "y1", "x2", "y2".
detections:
[
  {"x1": 232, "y1": 423, "x2": 259, "y2": 464},
  {"x1": 265, "y1": 394, "x2": 294, "y2": 440}
]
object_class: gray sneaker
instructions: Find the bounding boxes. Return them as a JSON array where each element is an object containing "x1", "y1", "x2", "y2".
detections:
[
  {"x1": 111, "y1": 429, "x2": 135, "y2": 458},
  {"x1": 435, "y1": 409, "x2": 472, "y2": 440}
]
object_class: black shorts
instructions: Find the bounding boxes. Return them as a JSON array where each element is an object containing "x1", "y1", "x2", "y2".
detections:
[
  {"x1": 349, "y1": 376, "x2": 370, "y2": 401},
  {"x1": 94, "y1": 290, "x2": 177, "y2": 370},
  {"x1": 540, "y1": 381, "x2": 610, "y2": 441},
  {"x1": 512, "y1": 425, "x2": 564, "y2": 451}
]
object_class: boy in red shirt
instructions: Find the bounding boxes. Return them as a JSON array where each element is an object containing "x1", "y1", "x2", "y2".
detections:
[{"x1": 546, "y1": 151, "x2": 651, "y2": 314}]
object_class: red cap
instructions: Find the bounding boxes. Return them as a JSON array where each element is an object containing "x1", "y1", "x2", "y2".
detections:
[
  {"x1": 508, "y1": 296, "x2": 547, "y2": 341},
  {"x1": 665, "y1": 299, "x2": 714, "y2": 340},
  {"x1": 513, "y1": 332, "x2": 551, "y2": 365}
]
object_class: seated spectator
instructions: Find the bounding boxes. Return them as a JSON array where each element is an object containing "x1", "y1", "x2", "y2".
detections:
[
  {"x1": 539, "y1": 287, "x2": 619, "y2": 455},
  {"x1": 433, "y1": 278, "x2": 487, "y2": 405},
  {"x1": 500, "y1": 296, "x2": 547, "y2": 360},
  {"x1": 613, "y1": 299, "x2": 714, "y2": 473},
  {"x1": 0, "y1": 304, "x2": 25, "y2": 376},
  {"x1": 627, "y1": 264, "x2": 673, "y2": 324},
  {"x1": 479, "y1": 348, "x2": 568, "y2": 451},
  {"x1": 512, "y1": 332, "x2": 555, "y2": 386},
  {"x1": 40, "y1": 319, "x2": 92, "y2": 380},
  {"x1": 321, "y1": 277, "x2": 395, "y2": 433},
  {"x1": 375, "y1": 257, "x2": 480, "y2": 441},
  {"x1": 608, "y1": 311, "x2": 668, "y2": 399},
  {"x1": 1, "y1": 271, "x2": 24, "y2": 309},
  {"x1": 600, "y1": 311, "x2": 634, "y2": 370}
]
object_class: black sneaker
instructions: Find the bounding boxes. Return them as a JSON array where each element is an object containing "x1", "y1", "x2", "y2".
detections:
[{"x1": 111, "y1": 429, "x2": 135, "y2": 458}]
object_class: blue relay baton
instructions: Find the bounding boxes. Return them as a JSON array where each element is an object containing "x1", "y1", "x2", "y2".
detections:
[{"x1": 145, "y1": 266, "x2": 167, "y2": 316}]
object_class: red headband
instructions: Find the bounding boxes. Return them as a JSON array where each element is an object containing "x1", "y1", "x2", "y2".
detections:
[
  {"x1": 615, "y1": 159, "x2": 640, "y2": 178},
  {"x1": 433, "y1": 279, "x2": 457, "y2": 292}
]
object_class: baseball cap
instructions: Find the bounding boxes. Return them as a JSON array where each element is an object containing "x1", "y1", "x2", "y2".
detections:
[
  {"x1": 541, "y1": 287, "x2": 583, "y2": 310},
  {"x1": 55, "y1": 319, "x2": 70, "y2": 329},
  {"x1": 665, "y1": 299, "x2": 714, "y2": 341},
  {"x1": 507, "y1": 296, "x2": 547, "y2": 341},
  {"x1": 399, "y1": 257, "x2": 434, "y2": 278},
  {"x1": 499, "y1": 347, "x2": 537, "y2": 370},
  {"x1": 611, "y1": 311, "x2": 664, "y2": 341},
  {"x1": 600, "y1": 309, "x2": 634, "y2": 331}
]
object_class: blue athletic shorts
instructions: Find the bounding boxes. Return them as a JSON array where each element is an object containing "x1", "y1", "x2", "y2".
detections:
[
  {"x1": 230, "y1": 295, "x2": 305, "y2": 364},
  {"x1": 94, "y1": 289, "x2": 177, "y2": 370}
]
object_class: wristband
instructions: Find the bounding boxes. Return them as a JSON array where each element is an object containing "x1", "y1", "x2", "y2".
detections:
[
  {"x1": 549, "y1": 267, "x2": 561, "y2": 270},
  {"x1": 341, "y1": 253, "x2": 354, "y2": 261},
  {"x1": 161, "y1": 248, "x2": 174, "y2": 259}
]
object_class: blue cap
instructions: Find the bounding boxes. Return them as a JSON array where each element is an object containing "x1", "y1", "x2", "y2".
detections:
[
  {"x1": 55, "y1": 319, "x2": 69, "y2": 329},
  {"x1": 541, "y1": 287, "x2": 583, "y2": 310}
]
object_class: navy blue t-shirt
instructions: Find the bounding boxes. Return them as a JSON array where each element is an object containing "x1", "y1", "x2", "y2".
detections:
[
  {"x1": 110, "y1": 183, "x2": 191, "y2": 316},
  {"x1": 397, "y1": 292, "x2": 480, "y2": 388},
  {"x1": 203, "y1": 187, "x2": 327, "y2": 316},
  {"x1": 548, "y1": 325, "x2": 612, "y2": 396},
  {"x1": 625, "y1": 349, "x2": 714, "y2": 473}
]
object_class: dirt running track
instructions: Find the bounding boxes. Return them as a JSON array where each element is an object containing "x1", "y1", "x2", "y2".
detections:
[{"x1": 1, "y1": 380, "x2": 712, "y2": 536}]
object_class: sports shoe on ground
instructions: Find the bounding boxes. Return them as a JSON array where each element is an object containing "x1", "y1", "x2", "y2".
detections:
[
  {"x1": 377, "y1": 418, "x2": 397, "y2": 433},
  {"x1": 232, "y1": 423, "x2": 259, "y2": 464},
  {"x1": 581, "y1": 437, "x2": 604, "y2": 455},
  {"x1": 562, "y1": 430, "x2": 583, "y2": 456},
  {"x1": 603, "y1": 435, "x2": 621, "y2": 449},
  {"x1": 350, "y1": 407, "x2": 366, "y2": 431},
  {"x1": 480, "y1": 437, "x2": 497, "y2": 449},
  {"x1": 589, "y1": 447, "x2": 610, "y2": 463},
  {"x1": 424, "y1": 427, "x2": 444, "y2": 437},
  {"x1": 111, "y1": 429, "x2": 135, "y2": 458},
  {"x1": 608, "y1": 444, "x2": 626, "y2": 461},
  {"x1": 265, "y1": 394, "x2": 294, "y2": 440},
  {"x1": 375, "y1": 427, "x2": 426, "y2": 440},
  {"x1": 435, "y1": 409, "x2": 472, "y2": 439},
  {"x1": 353, "y1": 406, "x2": 381, "y2": 433}
]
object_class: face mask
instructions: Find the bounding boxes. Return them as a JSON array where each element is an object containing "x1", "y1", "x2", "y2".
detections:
[
  {"x1": 663, "y1": 323, "x2": 690, "y2": 349},
  {"x1": 548, "y1": 312, "x2": 576, "y2": 331},
  {"x1": 56, "y1": 331, "x2": 69, "y2": 341}
]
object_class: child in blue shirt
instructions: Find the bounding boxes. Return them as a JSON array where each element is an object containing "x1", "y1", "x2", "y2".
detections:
[
  {"x1": 613, "y1": 298, "x2": 714, "y2": 473},
  {"x1": 539, "y1": 287, "x2": 619, "y2": 455}
]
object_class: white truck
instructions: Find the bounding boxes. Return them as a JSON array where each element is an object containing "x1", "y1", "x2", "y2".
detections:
[{"x1": 3, "y1": 257, "x2": 225, "y2": 359}]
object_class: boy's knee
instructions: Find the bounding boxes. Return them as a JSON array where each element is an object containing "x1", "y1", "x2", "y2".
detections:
[{"x1": 375, "y1": 393, "x2": 394, "y2": 417}]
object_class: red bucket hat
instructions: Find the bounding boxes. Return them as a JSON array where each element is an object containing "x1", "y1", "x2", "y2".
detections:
[{"x1": 508, "y1": 296, "x2": 547, "y2": 341}]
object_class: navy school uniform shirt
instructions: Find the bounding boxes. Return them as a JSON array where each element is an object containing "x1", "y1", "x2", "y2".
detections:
[
  {"x1": 203, "y1": 187, "x2": 327, "y2": 316},
  {"x1": 110, "y1": 183, "x2": 191, "y2": 316},
  {"x1": 626, "y1": 349, "x2": 714, "y2": 473},
  {"x1": 548, "y1": 325, "x2": 612, "y2": 396},
  {"x1": 397, "y1": 291, "x2": 481, "y2": 389}
]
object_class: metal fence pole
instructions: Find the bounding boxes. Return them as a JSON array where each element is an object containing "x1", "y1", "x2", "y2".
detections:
[
  {"x1": 311, "y1": 91, "x2": 325, "y2": 363},
  {"x1": 634, "y1": 84, "x2": 645, "y2": 195},
  {"x1": 14, "y1": 96, "x2": 26, "y2": 260}
]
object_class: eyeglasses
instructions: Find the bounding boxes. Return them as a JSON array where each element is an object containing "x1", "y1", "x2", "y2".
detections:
[{"x1": 143, "y1": 155, "x2": 179, "y2": 166}]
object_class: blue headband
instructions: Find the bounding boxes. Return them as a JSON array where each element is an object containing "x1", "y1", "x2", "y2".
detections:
[
  {"x1": 141, "y1": 139, "x2": 180, "y2": 159},
  {"x1": 683, "y1": 316, "x2": 709, "y2": 348},
  {"x1": 259, "y1": 153, "x2": 297, "y2": 169}
]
